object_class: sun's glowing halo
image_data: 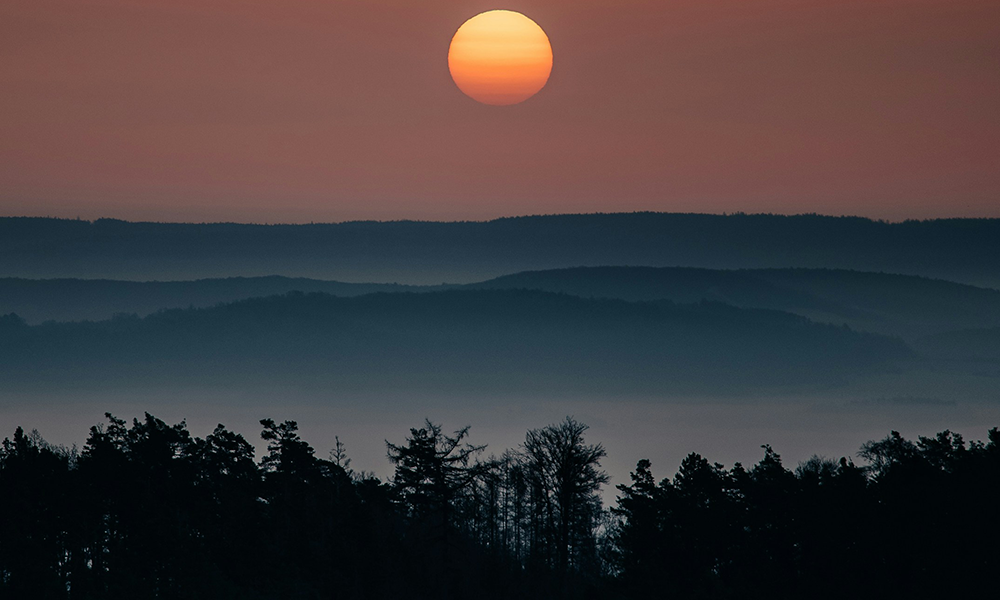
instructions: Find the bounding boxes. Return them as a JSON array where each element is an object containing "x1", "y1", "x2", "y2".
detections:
[{"x1": 448, "y1": 10, "x2": 553, "y2": 106}]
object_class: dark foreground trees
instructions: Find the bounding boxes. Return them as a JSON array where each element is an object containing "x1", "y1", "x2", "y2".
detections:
[
  {"x1": 521, "y1": 418, "x2": 609, "y2": 578},
  {"x1": 1, "y1": 416, "x2": 998, "y2": 599},
  {"x1": 613, "y1": 428, "x2": 1000, "y2": 599},
  {"x1": 384, "y1": 417, "x2": 609, "y2": 599}
]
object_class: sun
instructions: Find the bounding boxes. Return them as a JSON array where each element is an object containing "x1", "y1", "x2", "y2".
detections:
[{"x1": 448, "y1": 10, "x2": 553, "y2": 106}]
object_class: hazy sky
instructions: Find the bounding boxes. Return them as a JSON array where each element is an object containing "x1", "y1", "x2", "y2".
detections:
[{"x1": 2, "y1": 0, "x2": 997, "y2": 222}]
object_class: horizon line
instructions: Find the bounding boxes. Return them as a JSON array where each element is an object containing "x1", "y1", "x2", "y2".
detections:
[{"x1": 3, "y1": 210, "x2": 999, "y2": 227}]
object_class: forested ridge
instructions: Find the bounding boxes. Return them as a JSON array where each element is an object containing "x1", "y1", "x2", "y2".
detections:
[
  {"x1": 0, "y1": 290, "x2": 910, "y2": 393},
  {"x1": 6, "y1": 267, "x2": 1000, "y2": 340},
  {"x1": 3, "y1": 214, "x2": 999, "y2": 287},
  {"x1": 2, "y1": 415, "x2": 997, "y2": 599}
]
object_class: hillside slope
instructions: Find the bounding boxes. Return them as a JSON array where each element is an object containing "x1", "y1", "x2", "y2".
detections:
[{"x1": 0, "y1": 290, "x2": 910, "y2": 394}]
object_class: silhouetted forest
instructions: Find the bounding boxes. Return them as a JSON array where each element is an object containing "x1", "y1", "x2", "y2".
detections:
[
  {"x1": 0, "y1": 289, "x2": 910, "y2": 393},
  {"x1": 1, "y1": 416, "x2": 997, "y2": 598},
  {"x1": 3, "y1": 214, "x2": 999, "y2": 287}
]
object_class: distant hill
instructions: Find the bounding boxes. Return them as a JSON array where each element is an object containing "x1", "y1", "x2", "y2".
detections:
[
  {"x1": 2, "y1": 214, "x2": 999, "y2": 287},
  {"x1": 469, "y1": 267, "x2": 1000, "y2": 340},
  {"x1": 0, "y1": 276, "x2": 435, "y2": 324},
  {"x1": 0, "y1": 290, "x2": 910, "y2": 394},
  {"x1": 6, "y1": 267, "x2": 999, "y2": 340}
]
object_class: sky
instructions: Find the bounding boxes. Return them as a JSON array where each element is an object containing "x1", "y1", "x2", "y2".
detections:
[{"x1": 1, "y1": 0, "x2": 997, "y2": 223}]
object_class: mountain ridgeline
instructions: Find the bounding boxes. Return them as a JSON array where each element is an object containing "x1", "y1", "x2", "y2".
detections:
[
  {"x1": 0, "y1": 289, "x2": 909, "y2": 393},
  {"x1": 3, "y1": 213, "x2": 1000, "y2": 287},
  {"x1": 5, "y1": 266, "x2": 1000, "y2": 341}
]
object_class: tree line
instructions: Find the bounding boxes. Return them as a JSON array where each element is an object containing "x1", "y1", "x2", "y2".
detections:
[{"x1": 0, "y1": 414, "x2": 997, "y2": 599}]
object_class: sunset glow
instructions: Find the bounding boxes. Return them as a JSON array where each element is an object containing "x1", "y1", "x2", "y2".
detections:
[
  {"x1": 2, "y1": 0, "x2": 998, "y2": 222},
  {"x1": 448, "y1": 10, "x2": 553, "y2": 106}
]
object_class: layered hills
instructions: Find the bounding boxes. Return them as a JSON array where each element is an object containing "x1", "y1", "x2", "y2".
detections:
[
  {"x1": 3, "y1": 213, "x2": 997, "y2": 398},
  {"x1": 3, "y1": 213, "x2": 999, "y2": 287},
  {"x1": 5, "y1": 266, "x2": 999, "y2": 341},
  {"x1": 0, "y1": 289, "x2": 909, "y2": 394}
]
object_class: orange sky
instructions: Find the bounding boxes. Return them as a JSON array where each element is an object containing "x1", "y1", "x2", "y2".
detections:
[{"x1": 1, "y1": 0, "x2": 997, "y2": 222}]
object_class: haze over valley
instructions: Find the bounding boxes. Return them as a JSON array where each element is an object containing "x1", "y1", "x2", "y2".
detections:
[{"x1": 3, "y1": 214, "x2": 999, "y2": 495}]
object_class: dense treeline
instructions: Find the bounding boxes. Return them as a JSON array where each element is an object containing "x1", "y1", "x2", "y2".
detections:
[
  {"x1": 614, "y1": 429, "x2": 1000, "y2": 599},
  {"x1": 1, "y1": 416, "x2": 997, "y2": 598},
  {"x1": 0, "y1": 415, "x2": 610, "y2": 599}
]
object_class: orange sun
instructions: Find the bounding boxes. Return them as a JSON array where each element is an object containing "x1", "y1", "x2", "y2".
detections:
[{"x1": 448, "y1": 10, "x2": 553, "y2": 106}]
